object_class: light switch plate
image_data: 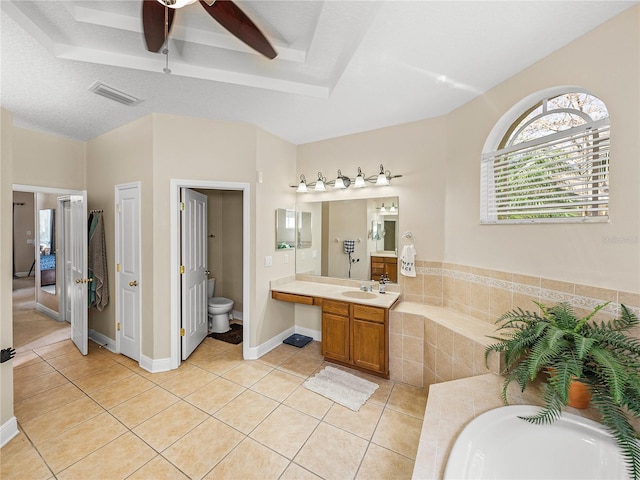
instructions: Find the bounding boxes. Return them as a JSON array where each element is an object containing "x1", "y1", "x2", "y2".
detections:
[{"x1": 264, "y1": 255, "x2": 273, "y2": 267}]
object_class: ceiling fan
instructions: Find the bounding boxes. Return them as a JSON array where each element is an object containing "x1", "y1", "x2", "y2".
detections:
[{"x1": 142, "y1": 0, "x2": 277, "y2": 59}]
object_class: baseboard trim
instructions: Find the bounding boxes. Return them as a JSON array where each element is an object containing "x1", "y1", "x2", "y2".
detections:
[
  {"x1": 35, "y1": 303, "x2": 59, "y2": 321},
  {"x1": 294, "y1": 326, "x2": 321, "y2": 342},
  {"x1": 0, "y1": 416, "x2": 19, "y2": 448},
  {"x1": 245, "y1": 326, "x2": 321, "y2": 360},
  {"x1": 139, "y1": 354, "x2": 172, "y2": 374},
  {"x1": 232, "y1": 309, "x2": 243, "y2": 322},
  {"x1": 88, "y1": 329, "x2": 116, "y2": 353}
]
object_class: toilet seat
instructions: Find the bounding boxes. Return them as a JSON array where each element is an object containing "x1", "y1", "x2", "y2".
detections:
[{"x1": 208, "y1": 297, "x2": 233, "y2": 309}]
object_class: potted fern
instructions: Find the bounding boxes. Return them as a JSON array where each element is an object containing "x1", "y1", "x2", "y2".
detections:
[{"x1": 485, "y1": 301, "x2": 640, "y2": 479}]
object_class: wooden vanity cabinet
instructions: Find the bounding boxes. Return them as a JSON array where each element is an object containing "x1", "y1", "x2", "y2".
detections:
[
  {"x1": 371, "y1": 256, "x2": 398, "y2": 283},
  {"x1": 321, "y1": 299, "x2": 389, "y2": 377}
]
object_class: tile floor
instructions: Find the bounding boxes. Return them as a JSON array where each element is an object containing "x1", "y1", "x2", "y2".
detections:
[{"x1": 2, "y1": 337, "x2": 427, "y2": 480}]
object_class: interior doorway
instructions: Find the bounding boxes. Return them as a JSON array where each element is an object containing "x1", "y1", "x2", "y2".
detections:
[{"x1": 170, "y1": 180, "x2": 251, "y2": 369}]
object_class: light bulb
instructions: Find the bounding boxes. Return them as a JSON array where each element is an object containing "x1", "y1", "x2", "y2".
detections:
[
  {"x1": 297, "y1": 174, "x2": 308, "y2": 193},
  {"x1": 376, "y1": 164, "x2": 390, "y2": 186},
  {"x1": 354, "y1": 167, "x2": 366, "y2": 188}
]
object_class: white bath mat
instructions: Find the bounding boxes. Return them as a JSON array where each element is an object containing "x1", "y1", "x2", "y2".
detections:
[{"x1": 303, "y1": 366, "x2": 379, "y2": 411}]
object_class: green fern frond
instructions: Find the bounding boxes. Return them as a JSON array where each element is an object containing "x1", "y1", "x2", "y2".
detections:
[
  {"x1": 589, "y1": 345, "x2": 628, "y2": 403},
  {"x1": 571, "y1": 334, "x2": 597, "y2": 360},
  {"x1": 519, "y1": 384, "x2": 564, "y2": 425}
]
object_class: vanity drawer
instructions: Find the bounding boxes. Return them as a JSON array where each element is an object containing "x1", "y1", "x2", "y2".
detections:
[
  {"x1": 353, "y1": 304, "x2": 385, "y2": 323},
  {"x1": 323, "y1": 299, "x2": 350, "y2": 316},
  {"x1": 271, "y1": 291, "x2": 315, "y2": 305}
]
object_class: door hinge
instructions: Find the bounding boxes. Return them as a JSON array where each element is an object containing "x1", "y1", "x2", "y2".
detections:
[
  {"x1": 115, "y1": 203, "x2": 121, "y2": 213},
  {"x1": 180, "y1": 328, "x2": 185, "y2": 337},
  {"x1": 116, "y1": 322, "x2": 121, "y2": 331},
  {"x1": 116, "y1": 263, "x2": 121, "y2": 272},
  {"x1": 180, "y1": 202, "x2": 185, "y2": 211},
  {"x1": 180, "y1": 265, "x2": 185, "y2": 275}
]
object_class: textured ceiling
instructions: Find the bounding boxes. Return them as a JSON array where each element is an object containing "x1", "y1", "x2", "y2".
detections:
[{"x1": 1, "y1": 0, "x2": 636, "y2": 145}]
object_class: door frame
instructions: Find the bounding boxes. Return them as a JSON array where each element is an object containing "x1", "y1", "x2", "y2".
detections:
[
  {"x1": 170, "y1": 179, "x2": 251, "y2": 369},
  {"x1": 115, "y1": 181, "x2": 142, "y2": 360},
  {"x1": 13, "y1": 184, "x2": 85, "y2": 323}
]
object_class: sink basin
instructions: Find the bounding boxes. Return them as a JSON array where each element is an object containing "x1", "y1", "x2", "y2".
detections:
[{"x1": 342, "y1": 291, "x2": 377, "y2": 299}]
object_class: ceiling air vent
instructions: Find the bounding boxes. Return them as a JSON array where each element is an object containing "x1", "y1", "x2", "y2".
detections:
[{"x1": 88, "y1": 81, "x2": 142, "y2": 106}]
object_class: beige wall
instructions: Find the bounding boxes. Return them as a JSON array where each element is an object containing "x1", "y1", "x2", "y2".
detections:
[
  {"x1": 297, "y1": 6, "x2": 640, "y2": 295},
  {"x1": 12, "y1": 128, "x2": 85, "y2": 189},
  {"x1": 86, "y1": 116, "x2": 154, "y2": 354},
  {"x1": 1, "y1": 108, "x2": 15, "y2": 428},
  {"x1": 12, "y1": 191, "x2": 34, "y2": 275},
  {"x1": 443, "y1": 5, "x2": 640, "y2": 293}
]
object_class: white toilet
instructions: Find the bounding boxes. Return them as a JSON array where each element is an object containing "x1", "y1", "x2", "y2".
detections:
[{"x1": 207, "y1": 278, "x2": 234, "y2": 334}]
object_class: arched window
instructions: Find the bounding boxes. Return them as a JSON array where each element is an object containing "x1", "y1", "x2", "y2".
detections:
[{"x1": 480, "y1": 91, "x2": 610, "y2": 223}]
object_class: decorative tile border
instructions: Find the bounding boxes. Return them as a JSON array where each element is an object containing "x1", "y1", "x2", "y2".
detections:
[{"x1": 416, "y1": 266, "x2": 640, "y2": 318}]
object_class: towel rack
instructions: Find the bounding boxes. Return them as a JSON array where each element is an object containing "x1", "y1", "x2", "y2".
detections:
[
  {"x1": 89, "y1": 209, "x2": 103, "y2": 214},
  {"x1": 401, "y1": 231, "x2": 415, "y2": 245}
]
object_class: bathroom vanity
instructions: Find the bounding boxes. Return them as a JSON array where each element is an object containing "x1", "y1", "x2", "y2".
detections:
[
  {"x1": 370, "y1": 253, "x2": 397, "y2": 283},
  {"x1": 271, "y1": 279, "x2": 399, "y2": 378}
]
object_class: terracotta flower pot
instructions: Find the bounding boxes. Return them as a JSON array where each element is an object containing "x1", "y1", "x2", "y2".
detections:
[{"x1": 568, "y1": 379, "x2": 592, "y2": 409}]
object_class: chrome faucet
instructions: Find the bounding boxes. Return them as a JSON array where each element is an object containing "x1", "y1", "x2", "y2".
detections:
[{"x1": 360, "y1": 282, "x2": 373, "y2": 292}]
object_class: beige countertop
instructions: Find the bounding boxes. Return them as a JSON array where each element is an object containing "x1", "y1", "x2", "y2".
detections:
[
  {"x1": 371, "y1": 251, "x2": 398, "y2": 258},
  {"x1": 271, "y1": 279, "x2": 400, "y2": 309}
]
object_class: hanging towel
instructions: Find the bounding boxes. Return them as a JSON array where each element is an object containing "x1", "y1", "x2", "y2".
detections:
[
  {"x1": 343, "y1": 239, "x2": 355, "y2": 254},
  {"x1": 400, "y1": 245, "x2": 417, "y2": 277},
  {"x1": 88, "y1": 212, "x2": 109, "y2": 311}
]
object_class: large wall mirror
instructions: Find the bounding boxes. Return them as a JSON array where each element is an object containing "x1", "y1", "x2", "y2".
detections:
[
  {"x1": 39, "y1": 208, "x2": 56, "y2": 292},
  {"x1": 295, "y1": 197, "x2": 399, "y2": 282}
]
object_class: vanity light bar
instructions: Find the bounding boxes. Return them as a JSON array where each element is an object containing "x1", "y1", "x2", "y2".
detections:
[{"x1": 293, "y1": 164, "x2": 401, "y2": 192}]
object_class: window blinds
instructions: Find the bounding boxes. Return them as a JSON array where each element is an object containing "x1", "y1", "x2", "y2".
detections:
[{"x1": 481, "y1": 118, "x2": 610, "y2": 224}]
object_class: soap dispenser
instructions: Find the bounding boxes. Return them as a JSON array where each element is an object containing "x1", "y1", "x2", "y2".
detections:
[{"x1": 379, "y1": 276, "x2": 386, "y2": 294}]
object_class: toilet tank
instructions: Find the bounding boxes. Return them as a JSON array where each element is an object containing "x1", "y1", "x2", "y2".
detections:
[{"x1": 207, "y1": 278, "x2": 215, "y2": 298}]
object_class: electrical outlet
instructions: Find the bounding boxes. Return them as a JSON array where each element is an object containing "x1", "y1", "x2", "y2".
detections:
[
  {"x1": 284, "y1": 254, "x2": 289, "y2": 264},
  {"x1": 26, "y1": 230, "x2": 31, "y2": 236}
]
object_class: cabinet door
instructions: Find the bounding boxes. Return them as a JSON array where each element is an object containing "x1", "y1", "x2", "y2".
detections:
[
  {"x1": 352, "y1": 319, "x2": 386, "y2": 374},
  {"x1": 322, "y1": 312, "x2": 350, "y2": 363}
]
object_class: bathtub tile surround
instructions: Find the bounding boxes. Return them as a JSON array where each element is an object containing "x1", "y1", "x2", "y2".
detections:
[{"x1": 390, "y1": 261, "x2": 639, "y2": 389}]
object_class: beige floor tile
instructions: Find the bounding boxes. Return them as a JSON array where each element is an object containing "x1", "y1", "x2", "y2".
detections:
[
  {"x1": 89, "y1": 374, "x2": 155, "y2": 410},
  {"x1": 283, "y1": 385, "x2": 333, "y2": 419},
  {"x1": 356, "y1": 443, "x2": 415, "y2": 480},
  {"x1": 280, "y1": 463, "x2": 322, "y2": 480},
  {"x1": 37, "y1": 412, "x2": 127, "y2": 474},
  {"x1": 386, "y1": 383, "x2": 428, "y2": 419},
  {"x1": 296, "y1": 341, "x2": 324, "y2": 360},
  {"x1": 13, "y1": 351, "x2": 42, "y2": 369},
  {"x1": 163, "y1": 417, "x2": 244, "y2": 480},
  {"x1": 33, "y1": 340, "x2": 79, "y2": 360},
  {"x1": 371, "y1": 409, "x2": 423, "y2": 460},
  {"x1": 56, "y1": 432, "x2": 156, "y2": 480},
  {"x1": 45, "y1": 350, "x2": 103, "y2": 371},
  {"x1": 72, "y1": 363, "x2": 135, "y2": 393},
  {"x1": 251, "y1": 369, "x2": 304, "y2": 402},
  {"x1": 204, "y1": 437, "x2": 290, "y2": 480},
  {"x1": 58, "y1": 356, "x2": 121, "y2": 381},
  {"x1": 250, "y1": 404, "x2": 319, "y2": 459},
  {"x1": 197, "y1": 349, "x2": 244, "y2": 375},
  {"x1": 294, "y1": 422, "x2": 369, "y2": 480},
  {"x1": 214, "y1": 390, "x2": 278, "y2": 434},
  {"x1": 110, "y1": 386, "x2": 179, "y2": 428},
  {"x1": 14, "y1": 371, "x2": 69, "y2": 402},
  {"x1": 278, "y1": 355, "x2": 324, "y2": 378},
  {"x1": 255, "y1": 344, "x2": 297, "y2": 367},
  {"x1": 0, "y1": 432, "x2": 52, "y2": 480},
  {"x1": 184, "y1": 377, "x2": 245, "y2": 414},
  {"x1": 222, "y1": 361, "x2": 273, "y2": 387},
  {"x1": 323, "y1": 401, "x2": 384, "y2": 440},
  {"x1": 22, "y1": 396, "x2": 104, "y2": 445},
  {"x1": 14, "y1": 382, "x2": 85, "y2": 423},
  {"x1": 159, "y1": 364, "x2": 217, "y2": 397},
  {"x1": 13, "y1": 360, "x2": 56, "y2": 382},
  {"x1": 127, "y1": 455, "x2": 190, "y2": 480},
  {"x1": 133, "y1": 400, "x2": 209, "y2": 452}
]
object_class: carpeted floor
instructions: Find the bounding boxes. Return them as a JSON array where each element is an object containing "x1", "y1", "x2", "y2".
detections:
[
  {"x1": 12, "y1": 276, "x2": 70, "y2": 353},
  {"x1": 207, "y1": 322, "x2": 243, "y2": 344}
]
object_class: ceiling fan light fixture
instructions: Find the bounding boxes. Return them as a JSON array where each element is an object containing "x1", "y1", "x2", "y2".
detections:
[{"x1": 156, "y1": 0, "x2": 197, "y2": 9}]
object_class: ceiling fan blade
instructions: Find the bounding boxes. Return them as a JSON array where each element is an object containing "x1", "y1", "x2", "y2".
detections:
[
  {"x1": 199, "y1": 0, "x2": 277, "y2": 59},
  {"x1": 142, "y1": 0, "x2": 175, "y2": 52}
]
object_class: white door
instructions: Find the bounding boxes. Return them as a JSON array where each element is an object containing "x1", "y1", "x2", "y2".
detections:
[
  {"x1": 116, "y1": 183, "x2": 141, "y2": 361},
  {"x1": 70, "y1": 193, "x2": 88, "y2": 355},
  {"x1": 181, "y1": 188, "x2": 208, "y2": 360}
]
